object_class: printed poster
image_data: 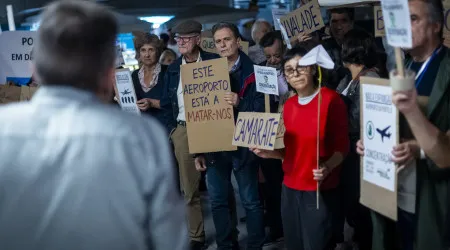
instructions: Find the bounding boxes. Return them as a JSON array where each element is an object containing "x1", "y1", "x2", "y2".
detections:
[
  {"x1": 114, "y1": 69, "x2": 140, "y2": 115},
  {"x1": 254, "y1": 65, "x2": 279, "y2": 96}
]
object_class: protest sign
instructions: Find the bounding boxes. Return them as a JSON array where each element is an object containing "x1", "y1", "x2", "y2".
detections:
[
  {"x1": 254, "y1": 65, "x2": 279, "y2": 96},
  {"x1": 443, "y1": 1, "x2": 450, "y2": 47},
  {"x1": 114, "y1": 69, "x2": 140, "y2": 115},
  {"x1": 279, "y1": 0, "x2": 325, "y2": 43},
  {"x1": 360, "y1": 77, "x2": 399, "y2": 221},
  {"x1": 0, "y1": 85, "x2": 37, "y2": 104},
  {"x1": 272, "y1": 9, "x2": 289, "y2": 30},
  {"x1": 200, "y1": 37, "x2": 249, "y2": 55},
  {"x1": 200, "y1": 37, "x2": 217, "y2": 54},
  {"x1": 232, "y1": 112, "x2": 281, "y2": 150},
  {"x1": 274, "y1": 91, "x2": 294, "y2": 149},
  {"x1": 381, "y1": 0, "x2": 412, "y2": 48},
  {"x1": 374, "y1": 6, "x2": 385, "y2": 37},
  {"x1": 0, "y1": 31, "x2": 36, "y2": 85},
  {"x1": 181, "y1": 57, "x2": 237, "y2": 153}
]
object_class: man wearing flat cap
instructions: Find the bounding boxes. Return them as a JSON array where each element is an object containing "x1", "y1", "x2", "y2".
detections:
[{"x1": 161, "y1": 20, "x2": 238, "y2": 250}]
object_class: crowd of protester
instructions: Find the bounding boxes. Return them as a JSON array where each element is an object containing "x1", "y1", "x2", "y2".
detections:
[{"x1": 0, "y1": 0, "x2": 449, "y2": 250}]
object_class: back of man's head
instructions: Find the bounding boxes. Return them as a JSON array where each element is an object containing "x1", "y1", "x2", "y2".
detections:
[
  {"x1": 251, "y1": 20, "x2": 273, "y2": 44},
  {"x1": 259, "y1": 31, "x2": 283, "y2": 48},
  {"x1": 34, "y1": 0, "x2": 118, "y2": 92}
]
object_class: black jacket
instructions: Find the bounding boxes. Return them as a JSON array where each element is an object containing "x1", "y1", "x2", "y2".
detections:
[
  {"x1": 336, "y1": 69, "x2": 379, "y2": 144},
  {"x1": 205, "y1": 50, "x2": 264, "y2": 168},
  {"x1": 131, "y1": 64, "x2": 168, "y2": 131}
]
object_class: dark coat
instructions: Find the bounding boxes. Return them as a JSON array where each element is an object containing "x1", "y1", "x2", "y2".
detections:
[
  {"x1": 205, "y1": 50, "x2": 264, "y2": 169},
  {"x1": 416, "y1": 47, "x2": 450, "y2": 250},
  {"x1": 131, "y1": 65, "x2": 168, "y2": 129}
]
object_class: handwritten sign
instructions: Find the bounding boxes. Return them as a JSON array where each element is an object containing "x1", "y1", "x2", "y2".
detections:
[
  {"x1": 254, "y1": 65, "x2": 279, "y2": 95},
  {"x1": 381, "y1": 0, "x2": 412, "y2": 48},
  {"x1": 114, "y1": 69, "x2": 140, "y2": 115},
  {"x1": 279, "y1": 0, "x2": 325, "y2": 43},
  {"x1": 0, "y1": 31, "x2": 36, "y2": 85},
  {"x1": 443, "y1": 1, "x2": 450, "y2": 47},
  {"x1": 374, "y1": 6, "x2": 385, "y2": 37},
  {"x1": 232, "y1": 112, "x2": 281, "y2": 150},
  {"x1": 272, "y1": 9, "x2": 289, "y2": 30},
  {"x1": 200, "y1": 37, "x2": 249, "y2": 55},
  {"x1": 181, "y1": 57, "x2": 237, "y2": 153}
]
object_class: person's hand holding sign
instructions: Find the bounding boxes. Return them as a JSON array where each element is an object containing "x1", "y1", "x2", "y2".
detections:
[
  {"x1": 391, "y1": 140, "x2": 420, "y2": 166},
  {"x1": 392, "y1": 88, "x2": 419, "y2": 115},
  {"x1": 195, "y1": 155, "x2": 207, "y2": 172},
  {"x1": 224, "y1": 92, "x2": 240, "y2": 107},
  {"x1": 137, "y1": 98, "x2": 161, "y2": 111}
]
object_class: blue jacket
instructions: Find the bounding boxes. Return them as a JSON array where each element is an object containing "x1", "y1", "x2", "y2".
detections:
[
  {"x1": 207, "y1": 50, "x2": 264, "y2": 168},
  {"x1": 160, "y1": 50, "x2": 220, "y2": 132}
]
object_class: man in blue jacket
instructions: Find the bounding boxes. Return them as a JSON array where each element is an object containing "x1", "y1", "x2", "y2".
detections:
[
  {"x1": 160, "y1": 20, "x2": 219, "y2": 250},
  {"x1": 194, "y1": 22, "x2": 265, "y2": 250}
]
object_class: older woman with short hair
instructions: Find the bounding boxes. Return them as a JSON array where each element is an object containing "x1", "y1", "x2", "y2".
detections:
[{"x1": 131, "y1": 31, "x2": 167, "y2": 126}]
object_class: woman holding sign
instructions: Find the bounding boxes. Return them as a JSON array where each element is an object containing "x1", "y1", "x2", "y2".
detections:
[
  {"x1": 334, "y1": 28, "x2": 381, "y2": 249},
  {"x1": 251, "y1": 45, "x2": 349, "y2": 250},
  {"x1": 131, "y1": 32, "x2": 167, "y2": 127}
]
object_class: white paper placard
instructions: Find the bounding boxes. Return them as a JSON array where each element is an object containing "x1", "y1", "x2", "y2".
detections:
[
  {"x1": 272, "y1": 9, "x2": 289, "y2": 30},
  {"x1": 362, "y1": 83, "x2": 398, "y2": 191},
  {"x1": 254, "y1": 65, "x2": 279, "y2": 96},
  {"x1": 115, "y1": 69, "x2": 141, "y2": 115},
  {"x1": 381, "y1": 0, "x2": 412, "y2": 48},
  {"x1": 0, "y1": 31, "x2": 36, "y2": 85}
]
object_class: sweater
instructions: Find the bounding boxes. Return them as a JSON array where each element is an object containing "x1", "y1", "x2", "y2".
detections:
[{"x1": 282, "y1": 87, "x2": 349, "y2": 191}]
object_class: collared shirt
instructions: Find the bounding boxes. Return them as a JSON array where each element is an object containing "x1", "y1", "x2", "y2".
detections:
[
  {"x1": 230, "y1": 55, "x2": 241, "y2": 73},
  {"x1": 0, "y1": 86, "x2": 187, "y2": 250},
  {"x1": 138, "y1": 63, "x2": 162, "y2": 92},
  {"x1": 177, "y1": 53, "x2": 202, "y2": 121}
]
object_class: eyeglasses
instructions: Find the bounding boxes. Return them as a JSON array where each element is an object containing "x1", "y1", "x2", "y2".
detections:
[
  {"x1": 174, "y1": 35, "x2": 199, "y2": 43},
  {"x1": 284, "y1": 66, "x2": 310, "y2": 77}
]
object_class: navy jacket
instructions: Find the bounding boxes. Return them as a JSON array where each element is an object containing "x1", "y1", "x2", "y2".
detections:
[
  {"x1": 160, "y1": 50, "x2": 220, "y2": 132},
  {"x1": 206, "y1": 50, "x2": 264, "y2": 168},
  {"x1": 131, "y1": 65, "x2": 168, "y2": 130}
]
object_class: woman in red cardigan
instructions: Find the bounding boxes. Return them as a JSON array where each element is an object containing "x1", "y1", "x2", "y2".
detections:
[{"x1": 251, "y1": 46, "x2": 349, "y2": 250}]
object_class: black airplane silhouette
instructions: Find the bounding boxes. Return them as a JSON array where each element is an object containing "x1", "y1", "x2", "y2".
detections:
[
  {"x1": 376, "y1": 126, "x2": 391, "y2": 142},
  {"x1": 121, "y1": 89, "x2": 131, "y2": 95}
]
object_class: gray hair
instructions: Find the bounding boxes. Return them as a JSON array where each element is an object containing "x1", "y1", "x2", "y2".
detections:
[
  {"x1": 410, "y1": 0, "x2": 444, "y2": 38},
  {"x1": 34, "y1": 0, "x2": 118, "y2": 91},
  {"x1": 251, "y1": 20, "x2": 273, "y2": 44}
]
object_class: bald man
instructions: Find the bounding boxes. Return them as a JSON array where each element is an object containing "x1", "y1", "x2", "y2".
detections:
[{"x1": 248, "y1": 20, "x2": 273, "y2": 64}]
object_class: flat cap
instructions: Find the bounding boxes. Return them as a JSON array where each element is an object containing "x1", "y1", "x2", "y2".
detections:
[{"x1": 172, "y1": 20, "x2": 202, "y2": 35}]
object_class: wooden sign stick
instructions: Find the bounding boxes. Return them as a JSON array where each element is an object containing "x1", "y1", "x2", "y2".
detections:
[
  {"x1": 395, "y1": 47, "x2": 405, "y2": 77},
  {"x1": 316, "y1": 66, "x2": 323, "y2": 210},
  {"x1": 265, "y1": 94, "x2": 270, "y2": 113}
]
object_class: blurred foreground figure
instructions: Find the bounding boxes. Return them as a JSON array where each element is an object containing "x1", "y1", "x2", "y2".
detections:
[{"x1": 0, "y1": 1, "x2": 187, "y2": 250}]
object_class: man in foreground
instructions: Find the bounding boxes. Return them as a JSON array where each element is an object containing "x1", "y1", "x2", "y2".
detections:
[{"x1": 0, "y1": 1, "x2": 187, "y2": 249}]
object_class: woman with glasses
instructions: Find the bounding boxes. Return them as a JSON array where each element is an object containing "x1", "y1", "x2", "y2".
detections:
[
  {"x1": 130, "y1": 32, "x2": 167, "y2": 128},
  {"x1": 251, "y1": 45, "x2": 349, "y2": 250}
]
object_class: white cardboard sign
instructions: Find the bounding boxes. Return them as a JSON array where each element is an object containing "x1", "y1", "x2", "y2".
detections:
[
  {"x1": 361, "y1": 83, "x2": 398, "y2": 191},
  {"x1": 254, "y1": 65, "x2": 279, "y2": 96},
  {"x1": 381, "y1": 0, "x2": 412, "y2": 48},
  {"x1": 115, "y1": 69, "x2": 141, "y2": 115},
  {"x1": 0, "y1": 31, "x2": 36, "y2": 85},
  {"x1": 272, "y1": 9, "x2": 289, "y2": 31}
]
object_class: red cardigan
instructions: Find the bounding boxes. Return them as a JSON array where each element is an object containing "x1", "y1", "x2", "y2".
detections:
[{"x1": 282, "y1": 87, "x2": 349, "y2": 191}]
